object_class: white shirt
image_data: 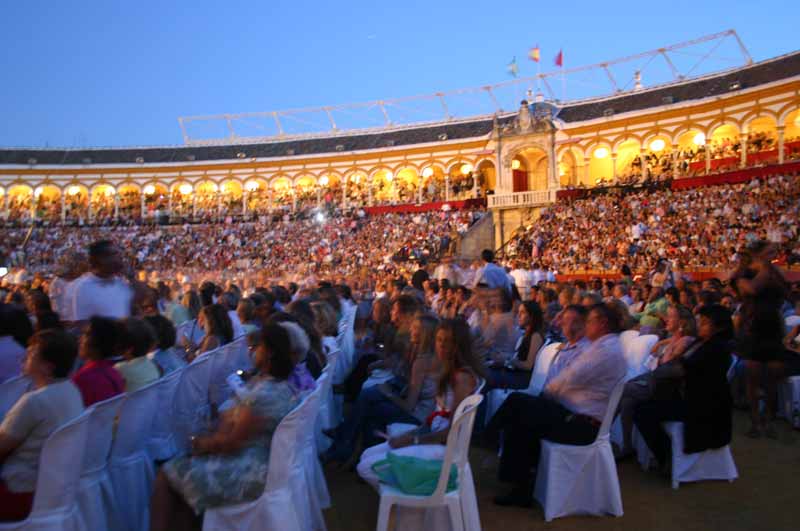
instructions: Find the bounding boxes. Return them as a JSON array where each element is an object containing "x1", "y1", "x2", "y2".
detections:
[
  {"x1": 471, "y1": 262, "x2": 512, "y2": 292},
  {"x1": 0, "y1": 336, "x2": 26, "y2": 383},
  {"x1": 228, "y1": 310, "x2": 247, "y2": 339},
  {"x1": 509, "y1": 268, "x2": 533, "y2": 299},
  {"x1": 71, "y1": 272, "x2": 133, "y2": 320},
  {"x1": 545, "y1": 333, "x2": 626, "y2": 421}
]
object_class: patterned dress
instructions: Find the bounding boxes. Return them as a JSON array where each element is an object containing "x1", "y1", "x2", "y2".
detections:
[{"x1": 163, "y1": 377, "x2": 300, "y2": 513}]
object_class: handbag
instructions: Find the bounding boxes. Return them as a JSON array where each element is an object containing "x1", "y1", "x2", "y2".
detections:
[{"x1": 371, "y1": 451, "x2": 458, "y2": 496}]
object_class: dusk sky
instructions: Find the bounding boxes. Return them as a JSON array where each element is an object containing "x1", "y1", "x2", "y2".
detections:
[{"x1": 1, "y1": 0, "x2": 796, "y2": 147}]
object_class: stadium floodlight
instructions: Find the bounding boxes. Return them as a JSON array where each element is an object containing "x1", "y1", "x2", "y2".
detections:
[
  {"x1": 422, "y1": 167, "x2": 434, "y2": 178},
  {"x1": 460, "y1": 163, "x2": 473, "y2": 175},
  {"x1": 179, "y1": 183, "x2": 193, "y2": 195},
  {"x1": 68, "y1": 185, "x2": 81, "y2": 196},
  {"x1": 319, "y1": 175, "x2": 329, "y2": 186},
  {"x1": 144, "y1": 184, "x2": 156, "y2": 195},
  {"x1": 511, "y1": 159, "x2": 521, "y2": 170},
  {"x1": 693, "y1": 133, "x2": 706, "y2": 146},
  {"x1": 594, "y1": 147, "x2": 609, "y2": 159}
]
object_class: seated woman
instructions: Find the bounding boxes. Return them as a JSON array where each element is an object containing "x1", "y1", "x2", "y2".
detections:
[
  {"x1": 149, "y1": 324, "x2": 300, "y2": 530},
  {"x1": 191, "y1": 304, "x2": 234, "y2": 359},
  {"x1": 0, "y1": 304, "x2": 31, "y2": 383},
  {"x1": 236, "y1": 299, "x2": 260, "y2": 337},
  {"x1": 616, "y1": 305, "x2": 696, "y2": 458},
  {"x1": 357, "y1": 318, "x2": 484, "y2": 488},
  {"x1": 324, "y1": 314, "x2": 443, "y2": 465},
  {"x1": 634, "y1": 304, "x2": 734, "y2": 474},
  {"x1": 114, "y1": 318, "x2": 161, "y2": 392},
  {"x1": 488, "y1": 301, "x2": 544, "y2": 390},
  {"x1": 0, "y1": 330, "x2": 85, "y2": 521},
  {"x1": 144, "y1": 315, "x2": 187, "y2": 375},
  {"x1": 72, "y1": 317, "x2": 125, "y2": 406}
]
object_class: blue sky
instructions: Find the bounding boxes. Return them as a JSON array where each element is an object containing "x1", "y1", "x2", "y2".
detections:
[{"x1": 0, "y1": 0, "x2": 796, "y2": 148}]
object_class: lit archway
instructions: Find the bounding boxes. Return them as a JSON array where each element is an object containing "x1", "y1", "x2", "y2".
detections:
[
  {"x1": 221, "y1": 179, "x2": 243, "y2": 216},
  {"x1": 371, "y1": 169, "x2": 394, "y2": 204},
  {"x1": 142, "y1": 182, "x2": 168, "y2": 216},
  {"x1": 708, "y1": 123, "x2": 740, "y2": 160},
  {"x1": 394, "y1": 168, "x2": 419, "y2": 203},
  {"x1": 33, "y1": 184, "x2": 61, "y2": 220},
  {"x1": 420, "y1": 165, "x2": 446, "y2": 201},
  {"x1": 476, "y1": 159, "x2": 496, "y2": 194},
  {"x1": 118, "y1": 182, "x2": 141, "y2": 218},
  {"x1": 557, "y1": 151, "x2": 576, "y2": 187},
  {"x1": 7, "y1": 184, "x2": 33, "y2": 221},
  {"x1": 614, "y1": 138, "x2": 641, "y2": 182},
  {"x1": 784, "y1": 108, "x2": 800, "y2": 160},
  {"x1": 63, "y1": 183, "x2": 89, "y2": 221}
]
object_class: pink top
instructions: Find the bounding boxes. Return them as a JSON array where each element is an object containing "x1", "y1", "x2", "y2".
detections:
[{"x1": 71, "y1": 360, "x2": 125, "y2": 406}]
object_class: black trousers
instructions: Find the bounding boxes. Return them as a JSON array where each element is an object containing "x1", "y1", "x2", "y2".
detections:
[
  {"x1": 633, "y1": 399, "x2": 687, "y2": 466},
  {"x1": 486, "y1": 392, "x2": 599, "y2": 486}
]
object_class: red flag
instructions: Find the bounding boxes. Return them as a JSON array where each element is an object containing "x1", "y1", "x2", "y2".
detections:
[{"x1": 555, "y1": 49, "x2": 563, "y2": 67}]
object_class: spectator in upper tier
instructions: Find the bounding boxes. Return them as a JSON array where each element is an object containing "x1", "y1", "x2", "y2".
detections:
[
  {"x1": 0, "y1": 329, "x2": 84, "y2": 522},
  {"x1": 72, "y1": 316, "x2": 125, "y2": 406},
  {"x1": 70, "y1": 240, "x2": 133, "y2": 321},
  {"x1": 115, "y1": 318, "x2": 161, "y2": 392}
]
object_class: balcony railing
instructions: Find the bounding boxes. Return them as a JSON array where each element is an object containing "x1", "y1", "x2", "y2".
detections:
[{"x1": 487, "y1": 189, "x2": 558, "y2": 209}]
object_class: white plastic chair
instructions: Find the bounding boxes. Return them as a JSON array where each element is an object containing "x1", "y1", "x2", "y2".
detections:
[
  {"x1": 661, "y1": 422, "x2": 738, "y2": 489},
  {"x1": 619, "y1": 330, "x2": 639, "y2": 358},
  {"x1": 77, "y1": 394, "x2": 125, "y2": 531},
  {"x1": 0, "y1": 375, "x2": 32, "y2": 420},
  {"x1": 484, "y1": 342, "x2": 562, "y2": 426},
  {"x1": 624, "y1": 334, "x2": 658, "y2": 379},
  {"x1": 202, "y1": 385, "x2": 322, "y2": 531},
  {"x1": 375, "y1": 394, "x2": 484, "y2": 531},
  {"x1": 0, "y1": 411, "x2": 91, "y2": 531},
  {"x1": 109, "y1": 381, "x2": 160, "y2": 531},
  {"x1": 171, "y1": 354, "x2": 213, "y2": 455},
  {"x1": 533, "y1": 378, "x2": 626, "y2": 522},
  {"x1": 148, "y1": 367, "x2": 184, "y2": 461}
]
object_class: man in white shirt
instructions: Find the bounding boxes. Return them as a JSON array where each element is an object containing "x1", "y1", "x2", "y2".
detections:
[
  {"x1": 485, "y1": 303, "x2": 626, "y2": 507},
  {"x1": 471, "y1": 249, "x2": 512, "y2": 293},
  {"x1": 71, "y1": 240, "x2": 133, "y2": 322},
  {"x1": 508, "y1": 260, "x2": 533, "y2": 301}
]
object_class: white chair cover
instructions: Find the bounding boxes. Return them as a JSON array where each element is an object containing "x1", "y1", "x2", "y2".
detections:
[
  {"x1": 624, "y1": 334, "x2": 658, "y2": 379},
  {"x1": 484, "y1": 342, "x2": 562, "y2": 426},
  {"x1": 202, "y1": 385, "x2": 322, "y2": 531},
  {"x1": 0, "y1": 411, "x2": 91, "y2": 531},
  {"x1": 171, "y1": 354, "x2": 213, "y2": 456},
  {"x1": 619, "y1": 330, "x2": 639, "y2": 357},
  {"x1": 315, "y1": 352, "x2": 338, "y2": 453},
  {"x1": 0, "y1": 375, "x2": 32, "y2": 421},
  {"x1": 109, "y1": 382, "x2": 160, "y2": 531},
  {"x1": 336, "y1": 302, "x2": 357, "y2": 377},
  {"x1": 148, "y1": 368, "x2": 184, "y2": 461},
  {"x1": 375, "y1": 394, "x2": 484, "y2": 531},
  {"x1": 654, "y1": 422, "x2": 738, "y2": 489},
  {"x1": 299, "y1": 378, "x2": 330, "y2": 529},
  {"x1": 77, "y1": 394, "x2": 125, "y2": 531},
  {"x1": 533, "y1": 378, "x2": 626, "y2": 522},
  {"x1": 208, "y1": 338, "x2": 251, "y2": 408},
  {"x1": 778, "y1": 375, "x2": 800, "y2": 428}
]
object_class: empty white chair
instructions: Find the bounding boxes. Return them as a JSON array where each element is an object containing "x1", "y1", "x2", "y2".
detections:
[
  {"x1": 77, "y1": 394, "x2": 125, "y2": 531},
  {"x1": 109, "y1": 381, "x2": 160, "y2": 531},
  {"x1": 0, "y1": 411, "x2": 91, "y2": 531},
  {"x1": 484, "y1": 342, "x2": 561, "y2": 426},
  {"x1": 0, "y1": 375, "x2": 32, "y2": 420},
  {"x1": 148, "y1": 367, "x2": 184, "y2": 461},
  {"x1": 171, "y1": 354, "x2": 213, "y2": 455},
  {"x1": 202, "y1": 386, "x2": 320, "y2": 531},
  {"x1": 779, "y1": 375, "x2": 800, "y2": 428},
  {"x1": 375, "y1": 394, "x2": 484, "y2": 531},
  {"x1": 533, "y1": 378, "x2": 626, "y2": 522},
  {"x1": 624, "y1": 334, "x2": 658, "y2": 379}
]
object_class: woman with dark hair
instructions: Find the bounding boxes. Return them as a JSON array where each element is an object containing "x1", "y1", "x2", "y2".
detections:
[
  {"x1": 194, "y1": 304, "x2": 233, "y2": 357},
  {"x1": 286, "y1": 299, "x2": 326, "y2": 378},
  {"x1": 357, "y1": 318, "x2": 485, "y2": 487},
  {"x1": 634, "y1": 304, "x2": 734, "y2": 473},
  {"x1": 0, "y1": 330, "x2": 85, "y2": 522},
  {"x1": 144, "y1": 315, "x2": 186, "y2": 374},
  {"x1": 0, "y1": 304, "x2": 31, "y2": 383},
  {"x1": 733, "y1": 240, "x2": 788, "y2": 438},
  {"x1": 72, "y1": 317, "x2": 125, "y2": 406},
  {"x1": 488, "y1": 301, "x2": 545, "y2": 390},
  {"x1": 115, "y1": 318, "x2": 161, "y2": 392},
  {"x1": 150, "y1": 324, "x2": 300, "y2": 530}
]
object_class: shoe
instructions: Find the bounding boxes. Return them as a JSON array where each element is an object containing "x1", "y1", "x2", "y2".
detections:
[{"x1": 493, "y1": 488, "x2": 533, "y2": 508}]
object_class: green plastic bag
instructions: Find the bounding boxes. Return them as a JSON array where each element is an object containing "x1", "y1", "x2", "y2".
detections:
[{"x1": 371, "y1": 451, "x2": 458, "y2": 496}]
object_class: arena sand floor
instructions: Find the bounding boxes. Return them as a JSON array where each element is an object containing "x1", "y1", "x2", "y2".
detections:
[{"x1": 323, "y1": 411, "x2": 798, "y2": 531}]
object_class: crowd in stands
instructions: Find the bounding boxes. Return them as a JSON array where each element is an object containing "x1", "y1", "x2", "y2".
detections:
[
  {"x1": 504, "y1": 174, "x2": 800, "y2": 273},
  {"x1": 1, "y1": 227, "x2": 799, "y2": 524}
]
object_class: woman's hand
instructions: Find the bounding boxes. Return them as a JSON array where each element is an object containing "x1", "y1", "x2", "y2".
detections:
[{"x1": 388, "y1": 433, "x2": 414, "y2": 449}]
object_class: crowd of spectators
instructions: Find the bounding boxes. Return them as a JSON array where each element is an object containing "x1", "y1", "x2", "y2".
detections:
[{"x1": 504, "y1": 174, "x2": 800, "y2": 273}]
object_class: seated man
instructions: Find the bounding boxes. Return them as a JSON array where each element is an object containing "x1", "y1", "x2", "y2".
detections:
[
  {"x1": 484, "y1": 303, "x2": 626, "y2": 507},
  {"x1": 541, "y1": 305, "x2": 590, "y2": 387}
]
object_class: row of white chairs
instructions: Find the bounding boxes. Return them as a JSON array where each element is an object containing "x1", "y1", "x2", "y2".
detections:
[{"x1": 0, "y1": 336, "x2": 335, "y2": 531}]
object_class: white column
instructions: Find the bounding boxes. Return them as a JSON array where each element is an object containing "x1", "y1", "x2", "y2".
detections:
[
  {"x1": 242, "y1": 192, "x2": 247, "y2": 217},
  {"x1": 316, "y1": 188, "x2": 321, "y2": 208},
  {"x1": 269, "y1": 190, "x2": 274, "y2": 214},
  {"x1": 114, "y1": 193, "x2": 119, "y2": 220},
  {"x1": 140, "y1": 193, "x2": 146, "y2": 220},
  {"x1": 192, "y1": 194, "x2": 197, "y2": 219},
  {"x1": 167, "y1": 192, "x2": 173, "y2": 218},
  {"x1": 740, "y1": 133, "x2": 748, "y2": 168},
  {"x1": 216, "y1": 192, "x2": 222, "y2": 220},
  {"x1": 777, "y1": 126, "x2": 785, "y2": 164},
  {"x1": 368, "y1": 184, "x2": 373, "y2": 206},
  {"x1": 417, "y1": 176, "x2": 423, "y2": 204},
  {"x1": 583, "y1": 157, "x2": 591, "y2": 185},
  {"x1": 671, "y1": 145, "x2": 679, "y2": 177},
  {"x1": 704, "y1": 144, "x2": 711, "y2": 175},
  {"x1": 291, "y1": 188, "x2": 297, "y2": 212},
  {"x1": 611, "y1": 154, "x2": 618, "y2": 182},
  {"x1": 445, "y1": 176, "x2": 450, "y2": 201},
  {"x1": 60, "y1": 193, "x2": 66, "y2": 223},
  {"x1": 88, "y1": 194, "x2": 94, "y2": 223},
  {"x1": 341, "y1": 179, "x2": 347, "y2": 209},
  {"x1": 640, "y1": 152, "x2": 648, "y2": 181}
]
